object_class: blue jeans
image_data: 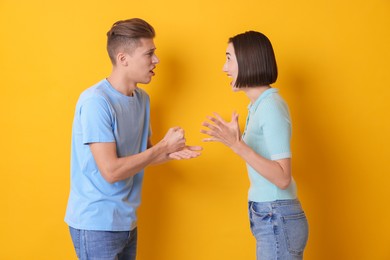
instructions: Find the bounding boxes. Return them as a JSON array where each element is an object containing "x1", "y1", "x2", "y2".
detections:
[
  {"x1": 248, "y1": 199, "x2": 309, "y2": 260},
  {"x1": 69, "y1": 227, "x2": 137, "y2": 260}
]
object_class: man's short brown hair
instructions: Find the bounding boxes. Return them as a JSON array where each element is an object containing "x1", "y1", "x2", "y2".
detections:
[{"x1": 106, "y1": 18, "x2": 155, "y2": 65}]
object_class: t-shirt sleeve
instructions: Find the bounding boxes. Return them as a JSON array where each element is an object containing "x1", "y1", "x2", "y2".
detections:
[
  {"x1": 262, "y1": 100, "x2": 292, "y2": 160},
  {"x1": 79, "y1": 97, "x2": 115, "y2": 144}
]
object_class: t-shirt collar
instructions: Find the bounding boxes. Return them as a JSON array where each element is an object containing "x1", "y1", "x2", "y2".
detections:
[
  {"x1": 103, "y1": 79, "x2": 136, "y2": 101},
  {"x1": 247, "y1": 88, "x2": 278, "y2": 112}
]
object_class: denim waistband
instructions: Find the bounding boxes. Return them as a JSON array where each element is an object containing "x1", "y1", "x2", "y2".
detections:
[{"x1": 249, "y1": 199, "x2": 301, "y2": 210}]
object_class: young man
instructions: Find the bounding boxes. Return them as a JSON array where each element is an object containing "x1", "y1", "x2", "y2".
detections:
[{"x1": 65, "y1": 18, "x2": 201, "y2": 260}]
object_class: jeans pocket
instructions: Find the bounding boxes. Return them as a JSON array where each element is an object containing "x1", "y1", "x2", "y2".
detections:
[
  {"x1": 282, "y1": 212, "x2": 309, "y2": 256},
  {"x1": 249, "y1": 203, "x2": 274, "y2": 239},
  {"x1": 250, "y1": 202, "x2": 272, "y2": 219}
]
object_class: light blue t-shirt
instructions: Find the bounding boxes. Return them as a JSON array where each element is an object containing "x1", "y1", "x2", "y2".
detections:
[
  {"x1": 242, "y1": 88, "x2": 297, "y2": 202},
  {"x1": 65, "y1": 79, "x2": 150, "y2": 231}
]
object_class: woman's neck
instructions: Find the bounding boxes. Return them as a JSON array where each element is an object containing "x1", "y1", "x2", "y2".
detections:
[{"x1": 242, "y1": 85, "x2": 271, "y2": 103}]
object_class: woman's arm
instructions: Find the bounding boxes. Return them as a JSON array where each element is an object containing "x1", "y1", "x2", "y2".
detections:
[
  {"x1": 231, "y1": 141, "x2": 291, "y2": 189},
  {"x1": 201, "y1": 112, "x2": 291, "y2": 189}
]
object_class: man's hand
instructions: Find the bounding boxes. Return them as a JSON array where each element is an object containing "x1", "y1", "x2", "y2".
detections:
[
  {"x1": 152, "y1": 128, "x2": 202, "y2": 164},
  {"x1": 160, "y1": 127, "x2": 186, "y2": 153},
  {"x1": 169, "y1": 146, "x2": 203, "y2": 160}
]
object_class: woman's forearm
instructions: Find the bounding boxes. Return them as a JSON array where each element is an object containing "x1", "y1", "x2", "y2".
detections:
[{"x1": 231, "y1": 140, "x2": 292, "y2": 189}]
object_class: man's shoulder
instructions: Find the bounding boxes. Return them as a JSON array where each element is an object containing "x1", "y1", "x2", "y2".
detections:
[
  {"x1": 79, "y1": 80, "x2": 109, "y2": 100},
  {"x1": 74, "y1": 81, "x2": 112, "y2": 113}
]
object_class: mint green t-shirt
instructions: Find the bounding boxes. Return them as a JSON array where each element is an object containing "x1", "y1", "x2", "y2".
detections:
[{"x1": 242, "y1": 88, "x2": 297, "y2": 202}]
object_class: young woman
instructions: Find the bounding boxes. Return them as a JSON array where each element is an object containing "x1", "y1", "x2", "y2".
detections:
[{"x1": 201, "y1": 31, "x2": 309, "y2": 259}]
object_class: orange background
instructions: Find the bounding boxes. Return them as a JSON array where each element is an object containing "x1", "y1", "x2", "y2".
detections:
[{"x1": 1, "y1": 0, "x2": 390, "y2": 259}]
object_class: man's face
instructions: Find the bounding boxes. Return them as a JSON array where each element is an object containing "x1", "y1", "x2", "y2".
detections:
[{"x1": 124, "y1": 38, "x2": 159, "y2": 85}]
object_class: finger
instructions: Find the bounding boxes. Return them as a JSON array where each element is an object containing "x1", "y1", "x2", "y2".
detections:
[
  {"x1": 208, "y1": 114, "x2": 226, "y2": 127},
  {"x1": 202, "y1": 137, "x2": 219, "y2": 142},
  {"x1": 178, "y1": 142, "x2": 186, "y2": 150},
  {"x1": 182, "y1": 150, "x2": 201, "y2": 158},
  {"x1": 180, "y1": 150, "x2": 194, "y2": 158},
  {"x1": 232, "y1": 111, "x2": 239, "y2": 122},
  {"x1": 201, "y1": 121, "x2": 214, "y2": 128},
  {"x1": 176, "y1": 128, "x2": 185, "y2": 135},
  {"x1": 200, "y1": 129, "x2": 208, "y2": 135},
  {"x1": 200, "y1": 129, "x2": 219, "y2": 137},
  {"x1": 169, "y1": 126, "x2": 181, "y2": 133},
  {"x1": 202, "y1": 122, "x2": 221, "y2": 132},
  {"x1": 169, "y1": 153, "x2": 181, "y2": 160},
  {"x1": 166, "y1": 127, "x2": 179, "y2": 136},
  {"x1": 173, "y1": 152, "x2": 187, "y2": 159},
  {"x1": 206, "y1": 116, "x2": 218, "y2": 124},
  {"x1": 174, "y1": 130, "x2": 185, "y2": 139},
  {"x1": 186, "y1": 145, "x2": 203, "y2": 151},
  {"x1": 171, "y1": 150, "x2": 198, "y2": 160},
  {"x1": 212, "y1": 112, "x2": 226, "y2": 122},
  {"x1": 185, "y1": 151, "x2": 201, "y2": 158},
  {"x1": 201, "y1": 121, "x2": 212, "y2": 127}
]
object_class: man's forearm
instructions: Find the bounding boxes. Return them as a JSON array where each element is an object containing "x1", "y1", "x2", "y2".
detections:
[{"x1": 90, "y1": 141, "x2": 169, "y2": 184}]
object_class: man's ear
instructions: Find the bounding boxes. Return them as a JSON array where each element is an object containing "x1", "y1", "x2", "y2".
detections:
[{"x1": 116, "y1": 52, "x2": 128, "y2": 66}]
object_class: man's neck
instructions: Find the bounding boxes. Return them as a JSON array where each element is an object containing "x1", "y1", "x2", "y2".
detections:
[{"x1": 107, "y1": 72, "x2": 136, "y2": 97}]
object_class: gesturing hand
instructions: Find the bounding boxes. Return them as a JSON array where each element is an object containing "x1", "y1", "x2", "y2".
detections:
[
  {"x1": 162, "y1": 127, "x2": 186, "y2": 153},
  {"x1": 200, "y1": 112, "x2": 241, "y2": 149},
  {"x1": 169, "y1": 146, "x2": 203, "y2": 160}
]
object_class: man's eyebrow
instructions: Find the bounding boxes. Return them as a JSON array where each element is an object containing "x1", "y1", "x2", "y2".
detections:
[
  {"x1": 226, "y1": 52, "x2": 231, "y2": 56},
  {"x1": 143, "y1": 48, "x2": 156, "y2": 54}
]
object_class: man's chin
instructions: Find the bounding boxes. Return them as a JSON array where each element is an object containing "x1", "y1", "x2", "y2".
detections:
[{"x1": 139, "y1": 78, "x2": 152, "y2": 85}]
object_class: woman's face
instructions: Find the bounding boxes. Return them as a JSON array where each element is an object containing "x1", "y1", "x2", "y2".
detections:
[{"x1": 223, "y1": 43, "x2": 239, "y2": 91}]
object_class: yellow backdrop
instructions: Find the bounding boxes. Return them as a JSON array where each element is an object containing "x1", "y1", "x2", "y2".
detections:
[{"x1": 1, "y1": 0, "x2": 390, "y2": 259}]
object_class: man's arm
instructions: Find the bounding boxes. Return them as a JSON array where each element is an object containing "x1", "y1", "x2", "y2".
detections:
[
  {"x1": 90, "y1": 127, "x2": 185, "y2": 183},
  {"x1": 147, "y1": 139, "x2": 203, "y2": 163}
]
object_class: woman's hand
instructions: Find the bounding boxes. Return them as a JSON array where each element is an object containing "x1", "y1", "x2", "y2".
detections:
[{"x1": 201, "y1": 112, "x2": 241, "y2": 150}]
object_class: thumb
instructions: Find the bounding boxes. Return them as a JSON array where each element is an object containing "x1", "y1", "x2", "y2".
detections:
[
  {"x1": 232, "y1": 111, "x2": 239, "y2": 123},
  {"x1": 187, "y1": 145, "x2": 203, "y2": 151}
]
